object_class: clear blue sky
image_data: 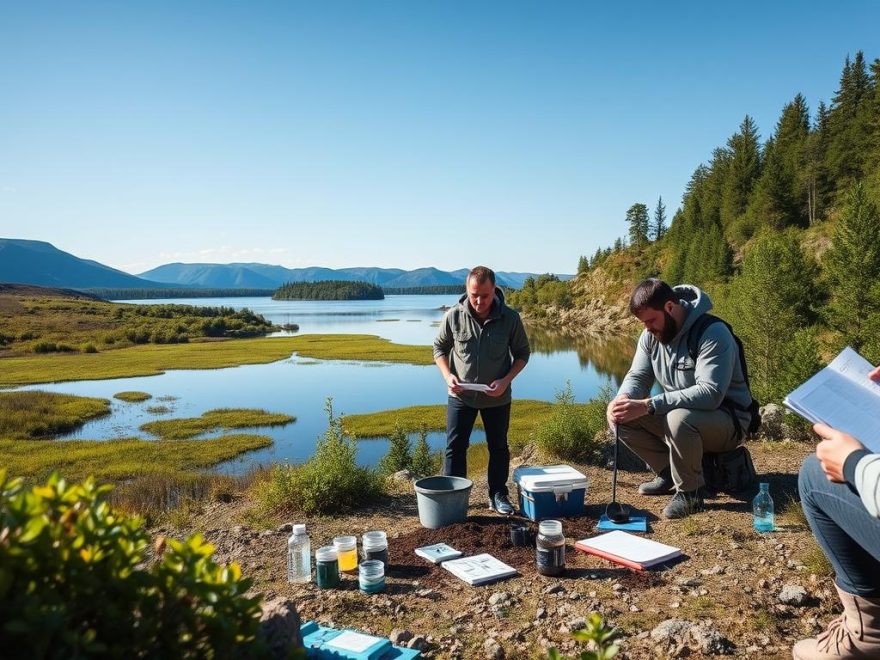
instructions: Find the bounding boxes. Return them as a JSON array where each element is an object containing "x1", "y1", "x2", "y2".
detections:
[{"x1": 0, "y1": 2, "x2": 877, "y2": 275}]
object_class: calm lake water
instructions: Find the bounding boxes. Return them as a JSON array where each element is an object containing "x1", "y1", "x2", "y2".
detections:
[{"x1": 21, "y1": 295, "x2": 635, "y2": 473}]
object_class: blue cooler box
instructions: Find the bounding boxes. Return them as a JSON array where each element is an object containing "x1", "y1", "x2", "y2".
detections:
[{"x1": 513, "y1": 465, "x2": 589, "y2": 521}]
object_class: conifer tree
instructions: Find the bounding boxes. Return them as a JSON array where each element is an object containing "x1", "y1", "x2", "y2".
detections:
[
  {"x1": 651, "y1": 196, "x2": 667, "y2": 240},
  {"x1": 626, "y1": 203, "x2": 650, "y2": 249},
  {"x1": 411, "y1": 429, "x2": 437, "y2": 477},
  {"x1": 577, "y1": 255, "x2": 589, "y2": 275},
  {"x1": 721, "y1": 116, "x2": 762, "y2": 228},
  {"x1": 379, "y1": 424, "x2": 412, "y2": 475},
  {"x1": 804, "y1": 101, "x2": 832, "y2": 225},
  {"x1": 824, "y1": 183, "x2": 880, "y2": 353},
  {"x1": 826, "y1": 52, "x2": 874, "y2": 193},
  {"x1": 725, "y1": 231, "x2": 818, "y2": 402}
]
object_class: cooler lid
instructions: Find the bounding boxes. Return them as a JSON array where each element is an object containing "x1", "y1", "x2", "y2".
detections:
[{"x1": 514, "y1": 464, "x2": 588, "y2": 492}]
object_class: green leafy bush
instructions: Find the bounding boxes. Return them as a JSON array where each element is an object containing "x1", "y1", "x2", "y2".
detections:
[
  {"x1": 411, "y1": 429, "x2": 440, "y2": 477},
  {"x1": 256, "y1": 399, "x2": 384, "y2": 515},
  {"x1": 378, "y1": 424, "x2": 413, "y2": 475},
  {"x1": 536, "y1": 382, "x2": 607, "y2": 463},
  {"x1": 0, "y1": 471, "x2": 267, "y2": 659}
]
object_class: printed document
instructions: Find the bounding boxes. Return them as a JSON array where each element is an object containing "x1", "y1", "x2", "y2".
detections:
[{"x1": 784, "y1": 346, "x2": 880, "y2": 452}]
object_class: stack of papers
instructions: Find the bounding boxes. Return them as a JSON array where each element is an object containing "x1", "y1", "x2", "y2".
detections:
[
  {"x1": 414, "y1": 543, "x2": 462, "y2": 564},
  {"x1": 441, "y1": 553, "x2": 517, "y2": 586},
  {"x1": 459, "y1": 382, "x2": 491, "y2": 392},
  {"x1": 575, "y1": 531, "x2": 681, "y2": 570}
]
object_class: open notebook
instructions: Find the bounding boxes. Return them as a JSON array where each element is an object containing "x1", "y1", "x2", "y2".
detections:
[
  {"x1": 441, "y1": 553, "x2": 517, "y2": 585},
  {"x1": 575, "y1": 531, "x2": 681, "y2": 570}
]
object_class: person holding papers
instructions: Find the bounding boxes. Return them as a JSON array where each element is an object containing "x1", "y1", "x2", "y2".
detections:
[
  {"x1": 607, "y1": 279, "x2": 756, "y2": 519},
  {"x1": 792, "y1": 375, "x2": 880, "y2": 659},
  {"x1": 433, "y1": 266, "x2": 530, "y2": 516}
]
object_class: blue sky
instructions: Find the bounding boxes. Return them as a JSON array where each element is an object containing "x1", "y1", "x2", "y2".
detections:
[{"x1": 0, "y1": 2, "x2": 877, "y2": 275}]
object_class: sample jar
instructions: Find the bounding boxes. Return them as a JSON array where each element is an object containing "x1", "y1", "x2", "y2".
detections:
[
  {"x1": 358, "y1": 559, "x2": 386, "y2": 594},
  {"x1": 333, "y1": 535, "x2": 358, "y2": 573},
  {"x1": 362, "y1": 531, "x2": 388, "y2": 565},
  {"x1": 536, "y1": 519, "x2": 566, "y2": 576},
  {"x1": 315, "y1": 546, "x2": 339, "y2": 589}
]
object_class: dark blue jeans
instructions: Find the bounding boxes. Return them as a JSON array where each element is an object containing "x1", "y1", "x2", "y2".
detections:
[
  {"x1": 444, "y1": 396, "x2": 511, "y2": 498},
  {"x1": 799, "y1": 454, "x2": 880, "y2": 596}
]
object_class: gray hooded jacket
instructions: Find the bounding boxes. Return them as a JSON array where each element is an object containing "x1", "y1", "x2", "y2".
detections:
[
  {"x1": 433, "y1": 287, "x2": 530, "y2": 409},
  {"x1": 618, "y1": 284, "x2": 753, "y2": 431}
]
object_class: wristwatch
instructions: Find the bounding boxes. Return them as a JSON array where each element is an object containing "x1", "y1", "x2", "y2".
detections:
[{"x1": 646, "y1": 399, "x2": 656, "y2": 415}]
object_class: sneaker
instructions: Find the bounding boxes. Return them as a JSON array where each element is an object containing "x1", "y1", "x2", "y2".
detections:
[
  {"x1": 662, "y1": 489, "x2": 705, "y2": 519},
  {"x1": 638, "y1": 468, "x2": 675, "y2": 496},
  {"x1": 490, "y1": 492, "x2": 515, "y2": 516}
]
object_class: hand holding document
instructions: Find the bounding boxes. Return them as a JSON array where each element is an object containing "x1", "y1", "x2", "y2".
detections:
[{"x1": 784, "y1": 347, "x2": 880, "y2": 452}]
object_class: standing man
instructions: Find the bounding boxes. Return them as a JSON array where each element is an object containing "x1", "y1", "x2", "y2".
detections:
[
  {"x1": 433, "y1": 266, "x2": 530, "y2": 515},
  {"x1": 607, "y1": 278, "x2": 755, "y2": 519}
]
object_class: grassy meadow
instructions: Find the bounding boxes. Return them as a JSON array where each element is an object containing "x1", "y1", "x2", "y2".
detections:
[
  {"x1": 140, "y1": 408, "x2": 295, "y2": 439},
  {"x1": 0, "y1": 391, "x2": 111, "y2": 439}
]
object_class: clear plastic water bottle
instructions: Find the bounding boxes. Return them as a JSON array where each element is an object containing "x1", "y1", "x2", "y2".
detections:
[
  {"x1": 287, "y1": 524, "x2": 311, "y2": 583},
  {"x1": 752, "y1": 482, "x2": 774, "y2": 532}
]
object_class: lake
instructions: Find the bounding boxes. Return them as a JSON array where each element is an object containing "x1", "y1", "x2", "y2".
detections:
[{"x1": 20, "y1": 295, "x2": 636, "y2": 472}]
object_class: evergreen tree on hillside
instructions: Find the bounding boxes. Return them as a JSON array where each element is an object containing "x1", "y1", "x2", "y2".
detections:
[
  {"x1": 826, "y1": 52, "x2": 875, "y2": 193},
  {"x1": 824, "y1": 183, "x2": 880, "y2": 354},
  {"x1": 720, "y1": 117, "x2": 762, "y2": 228},
  {"x1": 724, "y1": 231, "x2": 818, "y2": 402},
  {"x1": 651, "y1": 196, "x2": 667, "y2": 240},
  {"x1": 749, "y1": 95, "x2": 811, "y2": 228},
  {"x1": 803, "y1": 101, "x2": 832, "y2": 225},
  {"x1": 865, "y1": 58, "x2": 880, "y2": 201},
  {"x1": 626, "y1": 203, "x2": 650, "y2": 249},
  {"x1": 578, "y1": 255, "x2": 589, "y2": 275}
]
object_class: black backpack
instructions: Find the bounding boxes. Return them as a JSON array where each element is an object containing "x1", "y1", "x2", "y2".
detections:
[{"x1": 684, "y1": 314, "x2": 761, "y2": 440}]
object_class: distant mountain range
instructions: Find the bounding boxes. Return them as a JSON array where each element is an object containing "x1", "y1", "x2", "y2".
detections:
[{"x1": 0, "y1": 238, "x2": 570, "y2": 291}]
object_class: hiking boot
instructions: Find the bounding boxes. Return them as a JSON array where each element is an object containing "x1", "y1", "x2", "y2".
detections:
[
  {"x1": 639, "y1": 468, "x2": 675, "y2": 496},
  {"x1": 792, "y1": 584, "x2": 880, "y2": 659},
  {"x1": 662, "y1": 489, "x2": 705, "y2": 519},
  {"x1": 489, "y1": 492, "x2": 515, "y2": 516}
]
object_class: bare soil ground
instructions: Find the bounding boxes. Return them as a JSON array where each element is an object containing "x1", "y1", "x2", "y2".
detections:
[{"x1": 166, "y1": 441, "x2": 838, "y2": 659}]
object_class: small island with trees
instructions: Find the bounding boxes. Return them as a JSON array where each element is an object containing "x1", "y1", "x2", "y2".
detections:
[{"x1": 272, "y1": 280, "x2": 385, "y2": 301}]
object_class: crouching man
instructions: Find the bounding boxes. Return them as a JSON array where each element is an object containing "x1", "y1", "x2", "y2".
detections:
[{"x1": 606, "y1": 279, "x2": 755, "y2": 519}]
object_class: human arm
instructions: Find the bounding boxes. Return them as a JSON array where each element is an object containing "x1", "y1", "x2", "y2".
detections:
[
  {"x1": 813, "y1": 423, "x2": 880, "y2": 517},
  {"x1": 486, "y1": 315, "x2": 530, "y2": 397},
  {"x1": 433, "y1": 312, "x2": 463, "y2": 394},
  {"x1": 435, "y1": 355, "x2": 463, "y2": 394},
  {"x1": 607, "y1": 333, "x2": 655, "y2": 424}
]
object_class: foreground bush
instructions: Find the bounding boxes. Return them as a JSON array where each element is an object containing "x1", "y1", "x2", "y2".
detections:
[
  {"x1": 536, "y1": 382, "x2": 608, "y2": 463},
  {"x1": 0, "y1": 471, "x2": 268, "y2": 659},
  {"x1": 257, "y1": 399, "x2": 384, "y2": 515}
]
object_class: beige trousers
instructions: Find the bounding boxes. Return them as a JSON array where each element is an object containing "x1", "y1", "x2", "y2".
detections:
[{"x1": 616, "y1": 408, "x2": 740, "y2": 492}]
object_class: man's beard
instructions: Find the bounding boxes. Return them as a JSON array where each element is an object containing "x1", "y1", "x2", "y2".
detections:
[{"x1": 656, "y1": 310, "x2": 678, "y2": 344}]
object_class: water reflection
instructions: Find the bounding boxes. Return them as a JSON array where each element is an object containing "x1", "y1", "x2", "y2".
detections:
[{"x1": 26, "y1": 296, "x2": 637, "y2": 471}]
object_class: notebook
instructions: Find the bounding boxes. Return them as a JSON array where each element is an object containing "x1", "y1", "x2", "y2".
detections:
[
  {"x1": 441, "y1": 553, "x2": 517, "y2": 585},
  {"x1": 414, "y1": 543, "x2": 462, "y2": 564},
  {"x1": 575, "y1": 530, "x2": 681, "y2": 570}
]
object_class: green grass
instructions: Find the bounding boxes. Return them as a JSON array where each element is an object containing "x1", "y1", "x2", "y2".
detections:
[
  {"x1": 0, "y1": 391, "x2": 111, "y2": 439},
  {"x1": 113, "y1": 391, "x2": 152, "y2": 402},
  {"x1": 145, "y1": 405, "x2": 172, "y2": 414},
  {"x1": 342, "y1": 399, "x2": 556, "y2": 452},
  {"x1": 140, "y1": 408, "x2": 295, "y2": 439},
  {"x1": 0, "y1": 334, "x2": 431, "y2": 387},
  {"x1": 0, "y1": 433, "x2": 273, "y2": 483}
]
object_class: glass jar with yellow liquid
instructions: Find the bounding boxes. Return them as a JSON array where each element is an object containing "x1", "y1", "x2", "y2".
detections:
[{"x1": 333, "y1": 535, "x2": 358, "y2": 573}]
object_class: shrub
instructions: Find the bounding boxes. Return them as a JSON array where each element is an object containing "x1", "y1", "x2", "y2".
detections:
[
  {"x1": 256, "y1": 399, "x2": 384, "y2": 515},
  {"x1": 548, "y1": 612, "x2": 621, "y2": 660},
  {"x1": 536, "y1": 382, "x2": 607, "y2": 463},
  {"x1": 378, "y1": 423, "x2": 412, "y2": 475},
  {"x1": 0, "y1": 471, "x2": 268, "y2": 658},
  {"x1": 411, "y1": 429, "x2": 440, "y2": 477}
]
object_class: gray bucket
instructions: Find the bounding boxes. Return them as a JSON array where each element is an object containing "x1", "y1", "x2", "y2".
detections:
[{"x1": 413, "y1": 475, "x2": 473, "y2": 529}]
